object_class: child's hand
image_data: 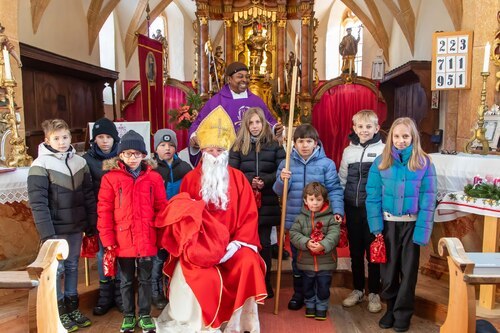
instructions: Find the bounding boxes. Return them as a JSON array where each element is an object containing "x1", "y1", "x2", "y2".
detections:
[
  {"x1": 307, "y1": 240, "x2": 324, "y2": 253},
  {"x1": 334, "y1": 214, "x2": 343, "y2": 223},
  {"x1": 280, "y1": 169, "x2": 291, "y2": 181},
  {"x1": 106, "y1": 245, "x2": 116, "y2": 250}
]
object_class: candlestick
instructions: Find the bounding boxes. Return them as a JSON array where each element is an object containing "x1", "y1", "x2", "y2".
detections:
[
  {"x1": 3, "y1": 47, "x2": 12, "y2": 80},
  {"x1": 294, "y1": 36, "x2": 299, "y2": 65},
  {"x1": 482, "y1": 42, "x2": 490, "y2": 73}
]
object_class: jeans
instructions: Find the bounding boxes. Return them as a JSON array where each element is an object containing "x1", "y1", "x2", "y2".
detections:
[
  {"x1": 119, "y1": 256, "x2": 153, "y2": 316},
  {"x1": 54, "y1": 233, "x2": 83, "y2": 301},
  {"x1": 151, "y1": 249, "x2": 168, "y2": 295},
  {"x1": 303, "y1": 270, "x2": 333, "y2": 311}
]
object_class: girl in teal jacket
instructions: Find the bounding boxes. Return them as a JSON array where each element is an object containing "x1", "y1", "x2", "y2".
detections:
[{"x1": 366, "y1": 117, "x2": 437, "y2": 333}]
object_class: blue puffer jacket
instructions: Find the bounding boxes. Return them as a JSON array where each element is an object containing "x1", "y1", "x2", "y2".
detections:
[
  {"x1": 366, "y1": 145, "x2": 437, "y2": 245},
  {"x1": 273, "y1": 142, "x2": 344, "y2": 230}
]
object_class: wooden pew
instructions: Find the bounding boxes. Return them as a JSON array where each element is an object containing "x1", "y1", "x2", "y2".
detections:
[
  {"x1": 438, "y1": 237, "x2": 500, "y2": 333},
  {"x1": 0, "y1": 240, "x2": 69, "y2": 333}
]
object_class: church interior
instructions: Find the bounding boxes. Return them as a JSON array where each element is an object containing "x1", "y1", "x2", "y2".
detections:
[{"x1": 0, "y1": 0, "x2": 499, "y2": 332}]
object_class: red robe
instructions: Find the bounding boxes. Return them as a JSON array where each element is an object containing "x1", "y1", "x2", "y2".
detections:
[{"x1": 157, "y1": 163, "x2": 267, "y2": 329}]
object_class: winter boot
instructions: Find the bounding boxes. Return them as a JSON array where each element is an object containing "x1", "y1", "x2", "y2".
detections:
[
  {"x1": 58, "y1": 299, "x2": 78, "y2": 332},
  {"x1": 65, "y1": 295, "x2": 92, "y2": 328},
  {"x1": 93, "y1": 279, "x2": 115, "y2": 315},
  {"x1": 115, "y1": 279, "x2": 124, "y2": 312},
  {"x1": 288, "y1": 275, "x2": 304, "y2": 310},
  {"x1": 152, "y1": 277, "x2": 168, "y2": 310}
]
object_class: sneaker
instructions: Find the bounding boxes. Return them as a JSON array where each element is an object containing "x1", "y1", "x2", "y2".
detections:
[
  {"x1": 368, "y1": 293, "x2": 382, "y2": 313},
  {"x1": 305, "y1": 307, "x2": 315, "y2": 318},
  {"x1": 60, "y1": 313, "x2": 79, "y2": 332},
  {"x1": 315, "y1": 309, "x2": 328, "y2": 320},
  {"x1": 120, "y1": 315, "x2": 137, "y2": 333},
  {"x1": 138, "y1": 315, "x2": 156, "y2": 333},
  {"x1": 342, "y1": 289, "x2": 364, "y2": 307},
  {"x1": 68, "y1": 309, "x2": 91, "y2": 328}
]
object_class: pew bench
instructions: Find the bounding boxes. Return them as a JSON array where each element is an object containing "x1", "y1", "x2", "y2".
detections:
[
  {"x1": 0, "y1": 240, "x2": 69, "y2": 333},
  {"x1": 438, "y1": 237, "x2": 500, "y2": 333}
]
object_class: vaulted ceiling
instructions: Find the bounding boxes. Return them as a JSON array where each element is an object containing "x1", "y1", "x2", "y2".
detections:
[{"x1": 28, "y1": 0, "x2": 462, "y2": 65}]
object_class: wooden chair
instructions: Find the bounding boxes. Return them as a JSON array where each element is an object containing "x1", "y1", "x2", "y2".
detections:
[
  {"x1": 0, "y1": 239, "x2": 69, "y2": 333},
  {"x1": 438, "y1": 237, "x2": 500, "y2": 333}
]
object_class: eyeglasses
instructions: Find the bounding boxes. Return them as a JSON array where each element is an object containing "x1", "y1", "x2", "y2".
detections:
[
  {"x1": 440, "y1": 150, "x2": 457, "y2": 155},
  {"x1": 121, "y1": 151, "x2": 145, "y2": 158}
]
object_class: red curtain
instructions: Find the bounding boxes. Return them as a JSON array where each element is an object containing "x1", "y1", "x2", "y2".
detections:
[
  {"x1": 312, "y1": 83, "x2": 387, "y2": 167},
  {"x1": 122, "y1": 81, "x2": 193, "y2": 151}
]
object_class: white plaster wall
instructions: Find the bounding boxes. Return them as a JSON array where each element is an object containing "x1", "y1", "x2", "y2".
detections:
[
  {"x1": 166, "y1": 2, "x2": 185, "y2": 81},
  {"x1": 18, "y1": 0, "x2": 99, "y2": 65}
]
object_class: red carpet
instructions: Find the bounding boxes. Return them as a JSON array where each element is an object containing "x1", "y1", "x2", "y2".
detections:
[{"x1": 259, "y1": 273, "x2": 336, "y2": 333}]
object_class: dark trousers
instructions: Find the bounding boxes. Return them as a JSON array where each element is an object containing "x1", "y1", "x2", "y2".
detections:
[
  {"x1": 258, "y1": 224, "x2": 272, "y2": 288},
  {"x1": 118, "y1": 256, "x2": 153, "y2": 316},
  {"x1": 381, "y1": 221, "x2": 420, "y2": 326},
  {"x1": 303, "y1": 270, "x2": 333, "y2": 311},
  {"x1": 345, "y1": 204, "x2": 381, "y2": 293}
]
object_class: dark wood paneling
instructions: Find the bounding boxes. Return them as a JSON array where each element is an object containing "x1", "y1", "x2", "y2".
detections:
[{"x1": 20, "y1": 44, "x2": 119, "y2": 158}]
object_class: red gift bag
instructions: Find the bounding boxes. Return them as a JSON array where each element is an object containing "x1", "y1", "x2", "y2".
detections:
[
  {"x1": 337, "y1": 218, "x2": 349, "y2": 248},
  {"x1": 80, "y1": 234, "x2": 99, "y2": 258},
  {"x1": 370, "y1": 234, "x2": 387, "y2": 263},
  {"x1": 253, "y1": 189, "x2": 262, "y2": 208},
  {"x1": 103, "y1": 248, "x2": 117, "y2": 277}
]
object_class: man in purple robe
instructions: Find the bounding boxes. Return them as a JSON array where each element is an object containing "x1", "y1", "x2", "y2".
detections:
[{"x1": 188, "y1": 62, "x2": 282, "y2": 165}]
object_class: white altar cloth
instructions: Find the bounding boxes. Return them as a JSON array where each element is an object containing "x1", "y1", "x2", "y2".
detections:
[{"x1": 0, "y1": 167, "x2": 29, "y2": 204}]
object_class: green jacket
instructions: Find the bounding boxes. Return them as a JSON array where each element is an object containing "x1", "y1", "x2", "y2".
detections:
[{"x1": 289, "y1": 203, "x2": 341, "y2": 272}]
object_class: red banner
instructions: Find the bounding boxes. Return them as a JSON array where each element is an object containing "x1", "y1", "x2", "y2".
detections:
[{"x1": 138, "y1": 34, "x2": 164, "y2": 134}]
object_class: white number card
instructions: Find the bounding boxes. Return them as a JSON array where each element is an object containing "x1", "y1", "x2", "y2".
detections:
[{"x1": 432, "y1": 31, "x2": 473, "y2": 90}]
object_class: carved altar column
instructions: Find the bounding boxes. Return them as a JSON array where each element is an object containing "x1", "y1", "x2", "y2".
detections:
[
  {"x1": 300, "y1": 15, "x2": 310, "y2": 97},
  {"x1": 277, "y1": 19, "x2": 286, "y2": 93},
  {"x1": 224, "y1": 19, "x2": 233, "y2": 63},
  {"x1": 199, "y1": 16, "x2": 209, "y2": 96}
]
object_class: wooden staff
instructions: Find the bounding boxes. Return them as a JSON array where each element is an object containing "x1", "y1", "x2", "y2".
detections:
[
  {"x1": 84, "y1": 257, "x2": 90, "y2": 286},
  {"x1": 274, "y1": 54, "x2": 299, "y2": 315}
]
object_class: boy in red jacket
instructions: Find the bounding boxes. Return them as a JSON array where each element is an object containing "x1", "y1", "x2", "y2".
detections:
[{"x1": 97, "y1": 130, "x2": 167, "y2": 333}]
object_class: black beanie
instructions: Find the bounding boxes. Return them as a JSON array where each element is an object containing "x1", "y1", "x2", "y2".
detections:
[
  {"x1": 117, "y1": 130, "x2": 147, "y2": 155},
  {"x1": 92, "y1": 118, "x2": 119, "y2": 143},
  {"x1": 225, "y1": 62, "x2": 248, "y2": 77}
]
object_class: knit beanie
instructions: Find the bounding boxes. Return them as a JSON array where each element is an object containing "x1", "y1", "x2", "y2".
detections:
[
  {"x1": 225, "y1": 62, "x2": 248, "y2": 77},
  {"x1": 91, "y1": 118, "x2": 119, "y2": 143},
  {"x1": 117, "y1": 130, "x2": 147, "y2": 155},
  {"x1": 154, "y1": 129, "x2": 177, "y2": 150}
]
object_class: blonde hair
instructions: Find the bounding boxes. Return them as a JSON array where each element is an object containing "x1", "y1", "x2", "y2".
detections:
[
  {"x1": 352, "y1": 109, "x2": 379, "y2": 126},
  {"x1": 41, "y1": 119, "x2": 70, "y2": 138},
  {"x1": 379, "y1": 117, "x2": 429, "y2": 171},
  {"x1": 232, "y1": 107, "x2": 273, "y2": 155}
]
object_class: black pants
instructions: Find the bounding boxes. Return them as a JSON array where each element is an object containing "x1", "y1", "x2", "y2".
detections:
[
  {"x1": 118, "y1": 256, "x2": 153, "y2": 316},
  {"x1": 258, "y1": 224, "x2": 272, "y2": 288},
  {"x1": 381, "y1": 221, "x2": 420, "y2": 326},
  {"x1": 345, "y1": 204, "x2": 380, "y2": 293}
]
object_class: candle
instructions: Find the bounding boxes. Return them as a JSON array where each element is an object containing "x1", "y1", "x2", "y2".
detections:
[
  {"x1": 277, "y1": 77, "x2": 280, "y2": 93},
  {"x1": 3, "y1": 47, "x2": 12, "y2": 80},
  {"x1": 482, "y1": 42, "x2": 490, "y2": 73},
  {"x1": 284, "y1": 69, "x2": 288, "y2": 92},
  {"x1": 297, "y1": 77, "x2": 301, "y2": 93},
  {"x1": 294, "y1": 36, "x2": 299, "y2": 65}
]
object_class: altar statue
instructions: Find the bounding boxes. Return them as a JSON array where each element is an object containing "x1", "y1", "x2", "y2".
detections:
[
  {"x1": 152, "y1": 29, "x2": 169, "y2": 78},
  {"x1": 339, "y1": 26, "x2": 362, "y2": 74},
  {"x1": 285, "y1": 51, "x2": 301, "y2": 93},
  {"x1": 0, "y1": 23, "x2": 22, "y2": 84},
  {"x1": 246, "y1": 22, "x2": 268, "y2": 74},
  {"x1": 212, "y1": 46, "x2": 225, "y2": 91}
]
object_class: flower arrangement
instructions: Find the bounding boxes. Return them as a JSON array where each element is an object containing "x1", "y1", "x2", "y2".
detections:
[
  {"x1": 168, "y1": 91, "x2": 203, "y2": 130},
  {"x1": 463, "y1": 175, "x2": 500, "y2": 200},
  {"x1": 271, "y1": 92, "x2": 301, "y2": 125}
]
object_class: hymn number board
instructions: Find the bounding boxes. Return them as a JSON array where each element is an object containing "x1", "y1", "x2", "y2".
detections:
[{"x1": 432, "y1": 31, "x2": 473, "y2": 90}]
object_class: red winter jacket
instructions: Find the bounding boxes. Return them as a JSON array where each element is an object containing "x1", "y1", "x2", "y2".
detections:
[{"x1": 97, "y1": 158, "x2": 167, "y2": 257}]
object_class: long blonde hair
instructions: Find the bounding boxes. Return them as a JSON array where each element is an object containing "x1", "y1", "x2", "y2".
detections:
[
  {"x1": 232, "y1": 107, "x2": 273, "y2": 155},
  {"x1": 379, "y1": 117, "x2": 429, "y2": 171}
]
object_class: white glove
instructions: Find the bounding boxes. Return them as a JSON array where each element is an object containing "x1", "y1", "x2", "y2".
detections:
[{"x1": 219, "y1": 241, "x2": 241, "y2": 264}]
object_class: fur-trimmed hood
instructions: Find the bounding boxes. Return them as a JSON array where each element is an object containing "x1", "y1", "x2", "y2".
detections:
[{"x1": 103, "y1": 156, "x2": 158, "y2": 171}]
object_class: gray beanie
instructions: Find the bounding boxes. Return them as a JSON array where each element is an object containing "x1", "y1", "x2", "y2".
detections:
[
  {"x1": 117, "y1": 130, "x2": 147, "y2": 155},
  {"x1": 154, "y1": 129, "x2": 177, "y2": 150}
]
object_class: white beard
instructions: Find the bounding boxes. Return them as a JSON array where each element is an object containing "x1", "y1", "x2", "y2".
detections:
[{"x1": 200, "y1": 151, "x2": 230, "y2": 210}]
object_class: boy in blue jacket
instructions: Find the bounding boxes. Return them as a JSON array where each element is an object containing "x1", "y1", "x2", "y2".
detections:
[
  {"x1": 151, "y1": 129, "x2": 192, "y2": 309},
  {"x1": 273, "y1": 124, "x2": 344, "y2": 311}
]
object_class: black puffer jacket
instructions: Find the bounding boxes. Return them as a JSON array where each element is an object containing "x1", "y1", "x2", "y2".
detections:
[
  {"x1": 230, "y1": 140, "x2": 285, "y2": 226},
  {"x1": 82, "y1": 143, "x2": 119, "y2": 198},
  {"x1": 338, "y1": 133, "x2": 385, "y2": 207}
]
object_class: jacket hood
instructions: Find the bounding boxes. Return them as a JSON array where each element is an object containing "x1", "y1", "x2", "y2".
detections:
[
  {"x1": 103, "y1": 156, "x2": 158, "y2": 171},
  {"x1": 391, "y1": 144, "x2": 413, "y2": 164},
  {"x1": 348, "y1": 132, "x2": 382, "y2": 146},
  {"x1": 300, "y1": 202, "x2": 333, "y2": 218},
  {"x1": 37, "y1": 142, "x2": 76, "y2": 160}
]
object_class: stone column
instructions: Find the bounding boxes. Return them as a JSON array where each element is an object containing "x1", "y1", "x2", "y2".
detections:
[{"x1": 277, "y1": 19, "x2": 286, "y2": 94}]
